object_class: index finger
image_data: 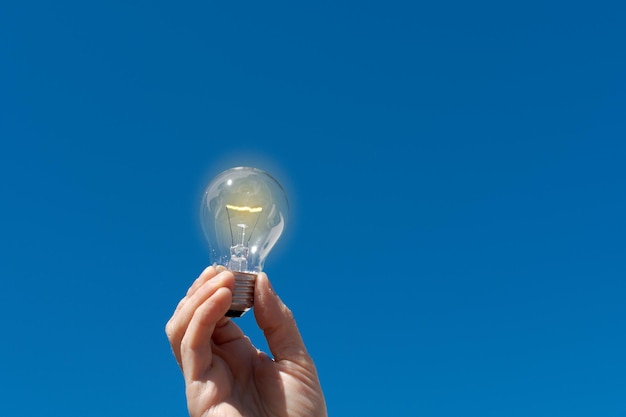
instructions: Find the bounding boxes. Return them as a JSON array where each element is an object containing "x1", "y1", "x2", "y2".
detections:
[{"x1": 165, "y1": 268, "x2": 234, "y2": 366}]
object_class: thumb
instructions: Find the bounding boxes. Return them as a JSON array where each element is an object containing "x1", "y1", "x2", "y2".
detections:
[{"x1": 253, "y1": 272, "x2": 310, "y2": 365}]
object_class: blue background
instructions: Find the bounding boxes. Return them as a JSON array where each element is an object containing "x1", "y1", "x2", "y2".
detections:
[{"x1": 1, "y1": 1, "x2": 625, "y2": 416}]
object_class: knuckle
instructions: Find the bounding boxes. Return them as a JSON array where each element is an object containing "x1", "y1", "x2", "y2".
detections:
[
  {"x1": 281, "y1": 304, "x2": 295, "y2": 322},
  {"x1": 165, "y1": 319, "x2": 176, "y2": 340}
]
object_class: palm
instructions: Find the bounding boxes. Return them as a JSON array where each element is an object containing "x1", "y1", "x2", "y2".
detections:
[{"x1": 190, "y1": 334, "x2": 322, "y2": 417}]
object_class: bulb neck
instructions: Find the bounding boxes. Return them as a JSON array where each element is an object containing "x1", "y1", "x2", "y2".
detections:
[{"x1": 225, "y1": 271, "x2": 257, "y2": 318}]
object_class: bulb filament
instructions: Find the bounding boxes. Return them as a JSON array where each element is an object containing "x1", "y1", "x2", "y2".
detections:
[{"x1": 225, "y1": 204, "x2": 263, "y2": 272}]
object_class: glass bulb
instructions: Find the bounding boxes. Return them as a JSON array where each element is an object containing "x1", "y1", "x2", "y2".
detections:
[{"x1": 200, "y1": 166, "x2": 289, "y2": 318}]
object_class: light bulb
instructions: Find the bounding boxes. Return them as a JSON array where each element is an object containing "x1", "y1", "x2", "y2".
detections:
[{"x1": 200, "y1": 166, "x2": 289, "y2": 318}]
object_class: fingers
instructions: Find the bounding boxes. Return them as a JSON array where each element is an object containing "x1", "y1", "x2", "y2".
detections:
[
  {"x1": 165, "y1": 267, "x2": 235, "y2": 368},
  {"x1": 180, "y1": 286, "x2": 233, "y2": 381},
  {"x1": 172, "y1": 266, "x2": 218, "y2": 316},
  {"x1": 253, "y1": 273, "x2": 310, "y2": 365},
  {"x1": 211, "y1": 315, "x2": 247, "y2": 346},
  {"x1": 186, "y1": 265, "x2": 220, "y2": 297}
]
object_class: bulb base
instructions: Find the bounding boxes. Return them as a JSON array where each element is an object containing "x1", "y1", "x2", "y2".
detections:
[{"x1": 225, "y1": 271, "x2": 257, "y2": 318}]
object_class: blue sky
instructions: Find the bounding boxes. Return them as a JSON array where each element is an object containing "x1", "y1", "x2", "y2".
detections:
[{"x1": 1, "y1": 1, "x2": 625, "y2": 416}]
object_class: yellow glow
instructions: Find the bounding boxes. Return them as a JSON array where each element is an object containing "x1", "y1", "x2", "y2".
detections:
[{"x1": 226, "y1": 204, "x2": 263, "y2": 213}]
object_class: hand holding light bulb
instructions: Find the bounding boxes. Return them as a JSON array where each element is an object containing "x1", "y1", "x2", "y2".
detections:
[{"x1": 165, "y1": 167, "x2": 327, "y2": 417}]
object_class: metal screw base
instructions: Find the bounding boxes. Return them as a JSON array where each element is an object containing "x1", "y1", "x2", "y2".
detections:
[{"x1": 226, "y1": 271, "x2": 257, "y2": 318}]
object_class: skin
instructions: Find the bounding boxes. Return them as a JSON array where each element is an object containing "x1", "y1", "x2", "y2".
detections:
[{"x1": 165, "y1": 266, "x2": 327, "y2": 417}]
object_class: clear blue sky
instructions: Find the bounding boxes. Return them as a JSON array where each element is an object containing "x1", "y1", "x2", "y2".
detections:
[{"x1": 1, "y1": 1, "x2": 625, "y2": 416}]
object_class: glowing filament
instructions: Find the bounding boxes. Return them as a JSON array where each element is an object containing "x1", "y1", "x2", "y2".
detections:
[{"x1": 226, "y1": 204, "x2": 263, "y2": 213}]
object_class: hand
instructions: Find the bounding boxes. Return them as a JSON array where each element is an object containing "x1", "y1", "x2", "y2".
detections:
[{"x1": 165, "y1": 266, "x2": 327, "y2": 417}]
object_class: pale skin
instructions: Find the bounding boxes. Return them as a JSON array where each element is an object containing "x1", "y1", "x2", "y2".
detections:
[{"x1": 165, "y1": 266, "x2": 327, "y2": 417}]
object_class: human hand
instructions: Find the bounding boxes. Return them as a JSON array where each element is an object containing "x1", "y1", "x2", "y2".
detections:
[{"x1": 165, "y1": 266, "x2": 327, "y2": 417}]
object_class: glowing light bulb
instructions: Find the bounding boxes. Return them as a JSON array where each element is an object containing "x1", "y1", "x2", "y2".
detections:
[{"x1": 200, "y1": 166, "x2": 289, "y2": 317}]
